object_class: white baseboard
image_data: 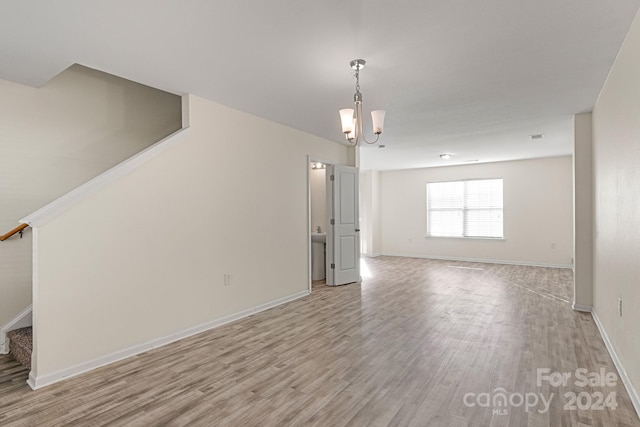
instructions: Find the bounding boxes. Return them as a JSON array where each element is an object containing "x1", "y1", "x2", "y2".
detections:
[
  {"x1": 27, "y1": 372, "x2": 37, "y2": 390},
  {"x1": 591, "y1": 310, "x2": 640, "y2": 418},
  {"x1": 364, "y1": 253, "x2": 382, "y2": 258},
  {"x1": 0, "y1": 305, "x2": 33, "y2": 354},
  {"x1": 28, "y1": 290, "x2": 309, "y2": 390},
  {"x1": 572, "y1": 303, "x2": 593, "y2": 312},
  {"x1": 381, "y1": 252, "x2": 573, "y2": 269}
]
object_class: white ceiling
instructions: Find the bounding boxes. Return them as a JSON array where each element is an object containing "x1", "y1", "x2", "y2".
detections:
[{"x1": 1, "y1": 0, "x2": 639, "y2": 171}]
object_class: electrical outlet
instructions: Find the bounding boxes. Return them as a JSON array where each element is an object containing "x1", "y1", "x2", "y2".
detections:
[
  {"x1": 618, "y1": 298, "x2": 623, "y2": 317},
  {"x1": 224, "y1": 274, "x2": 232, "y2": 286}
]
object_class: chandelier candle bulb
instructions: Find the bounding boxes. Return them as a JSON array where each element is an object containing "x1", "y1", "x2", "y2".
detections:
[
  {"x1": 371, "y1": 110, "x2": 386, "y2": 134},
  {"x1": 347, "y1": 120, "x2": 356, "y2": 140},
  {"x1": 339, "y1": 109, "x2": 355, "y2": 134}
]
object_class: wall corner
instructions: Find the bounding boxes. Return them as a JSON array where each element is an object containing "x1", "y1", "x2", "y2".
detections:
[
  {"x1": 181, "y1": 94, "x2": 191, "y2": 128},
  {"x1": 573, "y1": 112, "x2": 594, "y2": 308}
]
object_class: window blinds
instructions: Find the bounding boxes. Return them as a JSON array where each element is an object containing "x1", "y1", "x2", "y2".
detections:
[{"x1": 426, "y1": 178, "x2": 503, "y2": 238}]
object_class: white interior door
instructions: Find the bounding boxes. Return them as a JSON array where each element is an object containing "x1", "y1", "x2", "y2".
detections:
[{"x1": 327, "y1": 165, "x2": 360, "y2": 286}]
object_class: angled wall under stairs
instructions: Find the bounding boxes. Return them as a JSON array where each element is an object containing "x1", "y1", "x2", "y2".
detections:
[{"x1": 0, "y1": 64, "x2": 183, "y2": 330}]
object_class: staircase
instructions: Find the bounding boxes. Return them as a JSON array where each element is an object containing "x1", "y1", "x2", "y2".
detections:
[{"x1": 7, "y1": 327, "x2": 32, "y2": 368}]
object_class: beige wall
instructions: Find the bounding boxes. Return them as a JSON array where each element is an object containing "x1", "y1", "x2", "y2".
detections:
[
  {"x1": 33, "y1": 95, "x2": 350, "y2": 377},
  {"x1": 360, "y1": 170, "x2": 382, "y2": 257},
  {"x1": 379, "y1": 156, "x2": 574, "y2": 266},
  {"x1": 0, "y1": 65, "x2": 182, "y2": 328},
  {"x1": 592, "y1": 7, "x2": 640, "y2": 404}
]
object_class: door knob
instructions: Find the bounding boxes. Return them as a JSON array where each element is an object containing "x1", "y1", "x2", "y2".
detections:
[{"x1": 355, "y1": 228, "x2": 360, "y2": 232}]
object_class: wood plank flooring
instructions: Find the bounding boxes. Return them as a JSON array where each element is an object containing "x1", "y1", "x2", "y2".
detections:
[{"x1": 1, "y1": 256, "x2": 638, "y2": 426}]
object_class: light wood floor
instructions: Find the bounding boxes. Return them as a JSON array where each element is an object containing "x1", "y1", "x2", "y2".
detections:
[{"x1": 1, "y1": 257, "x2": 638, "y2": 426}]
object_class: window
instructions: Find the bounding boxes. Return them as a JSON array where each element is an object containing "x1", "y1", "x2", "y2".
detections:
[{"x1": 426, "y1": 178, "x2": 503, "y2": 238}]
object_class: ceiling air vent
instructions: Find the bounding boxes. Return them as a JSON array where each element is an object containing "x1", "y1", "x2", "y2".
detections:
[{"x1": 530, "y1": 134, "x2": 544, "y2": 140}]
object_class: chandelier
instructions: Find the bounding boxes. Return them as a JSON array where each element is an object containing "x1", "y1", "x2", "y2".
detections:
[{"x1": 339, "y1": 59, "x2": 386, "y2": 145}]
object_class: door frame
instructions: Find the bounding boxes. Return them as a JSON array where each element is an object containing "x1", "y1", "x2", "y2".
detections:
[{"x1": 307, "y1": 156, "x2": 333, "y2": 293}]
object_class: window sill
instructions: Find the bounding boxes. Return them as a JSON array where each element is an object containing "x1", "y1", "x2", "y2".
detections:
[{"x1": 424, "y1": 235, "x2": 505, "y2": 241}]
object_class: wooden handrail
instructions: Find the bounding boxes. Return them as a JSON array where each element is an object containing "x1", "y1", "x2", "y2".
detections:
[{"x1": 0, "y1": 224, "x2": 29, "y2": 241}]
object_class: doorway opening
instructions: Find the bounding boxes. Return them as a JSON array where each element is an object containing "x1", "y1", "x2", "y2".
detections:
[
  {"x1": 308, "y1": 157, "x2": 361, "y2": 292},
  {"x1": 309, "y1": 159, "x2": 329, "y2": 292}
]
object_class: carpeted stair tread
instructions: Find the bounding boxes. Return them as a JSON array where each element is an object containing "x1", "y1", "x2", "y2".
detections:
[{"x1": 7, "y1": 327, "x2": 32, "y2": 368}]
